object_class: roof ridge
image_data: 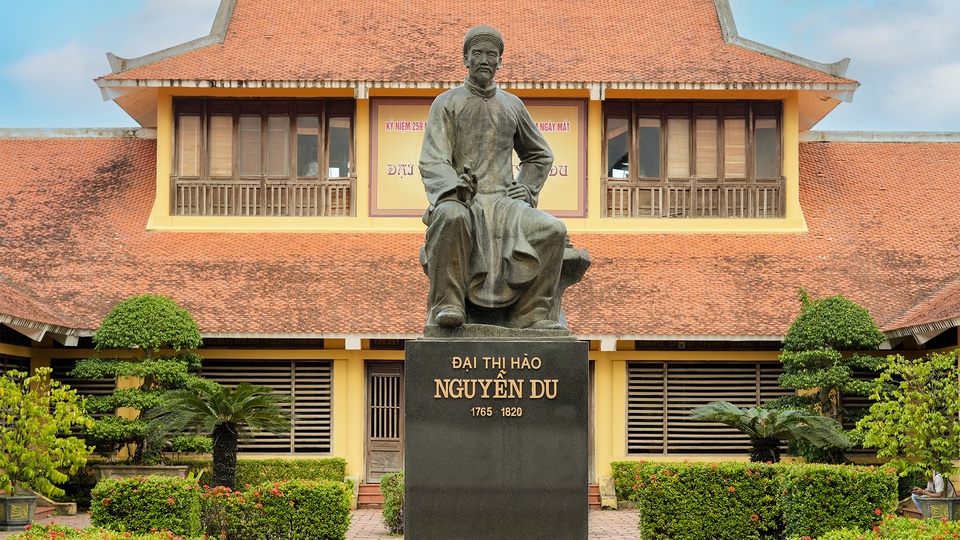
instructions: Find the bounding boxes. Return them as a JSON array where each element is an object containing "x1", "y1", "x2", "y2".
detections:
[
  {"x1": 0, "y1": 128, "x2": 156, "y2": 139},
  {"x1": 105, "y1": 0, "x2": 236, "y2": 74},
  {"x1": 714, "y1": 0, "x2": 851, "y2": 80},
  {"x1": 801, "y1": 131, "x2": 960, "y2": 143}
]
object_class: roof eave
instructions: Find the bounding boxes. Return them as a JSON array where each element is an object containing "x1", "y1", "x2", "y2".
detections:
[{"x1": 96, "y1": 78, "x2": 859, "y2": 96}]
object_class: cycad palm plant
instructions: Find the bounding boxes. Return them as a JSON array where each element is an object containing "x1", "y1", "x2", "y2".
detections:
[
  {"x1": 146, "y1": 381, "x2": 292, "y2": 488},
  {"x1": 689, "y1": 401, "x2": 851, "y2": 462}
]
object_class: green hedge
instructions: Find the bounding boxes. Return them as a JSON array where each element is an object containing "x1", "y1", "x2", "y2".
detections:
[
  {"x1": 203, "y1": 479, "x2": 352, "y2": 540},
  {"x1": 779, "y1": 463, "x2": 898, "y2": 539},
  {"x1": 234, "y1": 458, "x2": 347, "y2": 487},
  {"x1": 90, "y1": 476, "x2": 204, "y2": 536},
  {"x1": 165, "y1": 457, "x2": 347, "y2": 487},
  {"x1": 9, "y1": 524, "x2": 202, "y2": 540},
  {"x1": 612, "y1": 461, "x2": 898, "y2": 540},
  {"x1": 380, "y1": 471, "x2": 404, "y2": 534},
  {"x1": 89, "y1": 476, "x2": 351, "y2": 540},
  {"x1": 812, "y1": 516, "x2": 960, "y2": 539}
]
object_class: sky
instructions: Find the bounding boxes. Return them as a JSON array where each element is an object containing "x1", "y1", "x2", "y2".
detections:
[{"x1": 1, "y1": 0, "x2": 958, "y2": 132}]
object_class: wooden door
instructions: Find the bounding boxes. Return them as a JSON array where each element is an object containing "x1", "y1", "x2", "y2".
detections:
[{"x1": 365, "y1": 362, "x2": 404, "y2": 483}]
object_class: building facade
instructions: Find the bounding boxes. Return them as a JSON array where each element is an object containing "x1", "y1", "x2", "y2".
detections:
[{"x1": 2, "y1": 0, "x2": 960, "y2": 484}]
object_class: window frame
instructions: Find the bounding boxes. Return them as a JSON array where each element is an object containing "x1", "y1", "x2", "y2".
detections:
[
  {"x1": 171, "y1": 98, "x2": 356, "y2": 217},
  {"x1": 603, "y1": 100, "x2": 784, "y2": 218}
]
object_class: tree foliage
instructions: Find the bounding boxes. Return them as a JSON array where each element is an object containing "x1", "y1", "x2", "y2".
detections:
[
  {"x1": 70, "y1": 294, "x2": 205, "y2": 463},
  {"x1": 770, "y1": 289, "x2": 886, "y2": 462},
  {"x1": 0, "y1": 368, "x2": 94, "y2": 497},
  {"x1": 93, "y1": 294, "x2": 202, "y2": 355},
  {"x1": 856, "y1": 351, "x2": 960, "y2": 477},
  {"x1": 689, "y1": 401, "x2": 850, "y2": 462},
  {"x1": 145, "y1": 381, "x2": 292, "y2": 488}
]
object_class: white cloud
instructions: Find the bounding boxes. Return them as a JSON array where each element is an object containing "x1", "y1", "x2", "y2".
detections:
[
  {"x1": 828, "y1": 0, "x2": 960, "y2": 66},
  {"x1": 104, "y1": 0, "x2": 222, "y2": 60},
  {"x1": 884, "y1": 62, "x2": 960, "y2": 128},
  {"x1": 7, "y1": 40, "x2": 103, "y2": 101}
]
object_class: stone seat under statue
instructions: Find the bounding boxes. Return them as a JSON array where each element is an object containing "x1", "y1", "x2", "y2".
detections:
[{"x1": 419, "y1": 236, "x2": 590, "y2": 336}]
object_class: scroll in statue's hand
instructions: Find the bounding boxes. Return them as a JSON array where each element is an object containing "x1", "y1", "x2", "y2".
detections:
[{"x1": 456, "y1": 165, "x2": 478, "y2": 204}]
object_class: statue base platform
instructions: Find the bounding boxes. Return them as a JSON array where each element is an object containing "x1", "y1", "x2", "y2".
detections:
[{"x1": 404, "y1": 338, "x2": 589, "y2": 540}]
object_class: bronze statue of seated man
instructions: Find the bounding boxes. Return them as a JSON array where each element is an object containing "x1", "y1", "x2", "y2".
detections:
[{"x1": 418, "y1": 25, "x2": 586, "y2": 333}]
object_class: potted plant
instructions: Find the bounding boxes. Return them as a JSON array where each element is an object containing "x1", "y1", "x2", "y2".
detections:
[
  {"x1": 0, "y1": 367, "x2": 93, "y2": 531},
  {"x1": 69, "y1": 294, "x2": 206, "y2": 476}
]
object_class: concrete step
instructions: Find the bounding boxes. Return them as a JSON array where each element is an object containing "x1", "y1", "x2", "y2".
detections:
[
  {"x1": 35, "y1": 506, "x2": 56, "y2": 520},
  {"x1": 357, "y1": 484, "x2": 385, "y2": 509},
  {"x1": 589, "y1": 483, "x2": 601, "y2": 510}
]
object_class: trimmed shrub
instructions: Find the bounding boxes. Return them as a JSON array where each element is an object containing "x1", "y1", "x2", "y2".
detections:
[
  {"x1": 380, "y1": 471, "x2": 404, "y2": 534},
  {"x1": 203, "y1": 479, "x2": 353, "y2": 540},
  {"x1": 811, "y1": 515, "x2": 960, "y2": 540},
  {"x1": 234, "y1": 458, "x2": 347, "y2": 487},
  {"x1": 611, "y1": 460, "x2": 645, "y2": 502},
  {"x1": 90, "y1": 476, "x2": 203, "y2": 536},
  {"x1": 780, "y1": 464, "x2": 898, "y2": 539},
  {"x1": 9, "y1": 524, "x2": 203, "y2": 540},
  {"x1": 612, "y1": 461, "x2": 899, "y2": 540},
  {"x1": 635, "y1": 461, "x2": 781, "y2": 540}
]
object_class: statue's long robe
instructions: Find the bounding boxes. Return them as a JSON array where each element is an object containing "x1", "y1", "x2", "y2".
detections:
[{"x1": 419, "y1": 79, "x2": 555, "y2": 309}]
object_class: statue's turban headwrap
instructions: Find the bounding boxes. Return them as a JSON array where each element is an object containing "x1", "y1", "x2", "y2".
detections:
[{"x1": 463, "y1": 25, "x2": 504, "y2": 55}]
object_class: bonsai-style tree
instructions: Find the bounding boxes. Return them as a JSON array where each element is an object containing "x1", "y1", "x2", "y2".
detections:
[
  {"x1": 769, "y1": 288, "x2": 886, "y2": 462},
  {"x1": 689, "y1": 400, "x2": 851, "y2": 462},
  {"x1": 857, "y1": 351, "x2": 960, "y2": 477},
  {"x1": 0, "y1": 367, "x2": 94, "y2": 497},
  {"x1": 146, "y1": 381, "x2": 292, "y2": 489},
  {"x1": 70, "y1": 294, "x2": 206, "y2": 463}
]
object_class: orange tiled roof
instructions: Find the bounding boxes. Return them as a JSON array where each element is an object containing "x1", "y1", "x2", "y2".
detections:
[
  {"x1": 100, "y1": 0, "x2": 853, "y2": 87},
  {"x1": 1, "y1": 135, "x2": 959, "y2": 339},
  {"x1": 0, "y1": 278, "x2": 77, "y2": 330}
]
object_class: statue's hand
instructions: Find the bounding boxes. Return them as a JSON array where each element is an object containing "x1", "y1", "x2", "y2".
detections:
[
  {"x1": 456, "y1": 173, "x2": 476, "y2": 203},
  {"x1": 507, "y1": 182, "x2": 532, "y2": 205}
]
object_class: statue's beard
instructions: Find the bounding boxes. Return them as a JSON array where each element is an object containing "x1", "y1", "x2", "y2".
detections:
[{"x1": 473, "y1": 69, "x2": 494, "y2": 87}]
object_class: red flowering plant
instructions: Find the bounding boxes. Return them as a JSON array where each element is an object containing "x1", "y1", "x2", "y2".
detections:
[
  {"x1": 90, "y1": 476, "x2": 203, "y2": 537},
  {"x1": 199, "y1": 479, "x2": 352, "y2": 540},
  {"x1": 779, "y1": 464, "x2": 897, "y2": 539},
  {"x1": 6, "y1": 524, "x2": 202, "y2": 540},
  {"x1": 635, "y1": 461, "x2": 781, "y2": 540},
  {"x1": 812, "y1": 514, "x2": 960, "y2": 539}
]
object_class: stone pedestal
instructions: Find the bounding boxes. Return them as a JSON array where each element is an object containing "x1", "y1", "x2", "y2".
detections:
[{"x1": 404, "y1": 338, "x2": 589, "y2": 540}]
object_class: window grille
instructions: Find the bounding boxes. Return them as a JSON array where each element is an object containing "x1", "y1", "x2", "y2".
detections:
[
  {"x1": 626, "y1": 361, "x2": 792, "y2": 454},
  {"x1": 0, "y1": 355, "x2": 29, "y2": 375},
  {"x1": 202, "y1": 360, "x2": 332, "y2": 453}
]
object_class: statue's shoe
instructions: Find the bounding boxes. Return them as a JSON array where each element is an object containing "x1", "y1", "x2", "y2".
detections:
[
  {"x1": 527, "y1": 319, "x2": 564, "y2": 330},
  {"x1": 435, "y1": 308, "x2": 466, "y2": 328}
]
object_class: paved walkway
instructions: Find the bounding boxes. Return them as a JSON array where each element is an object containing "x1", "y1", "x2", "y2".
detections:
[{"x1": 1, "y1": 508, "x2": 640, "y2": 539}]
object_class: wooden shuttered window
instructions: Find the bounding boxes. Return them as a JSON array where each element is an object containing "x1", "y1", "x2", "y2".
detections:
[
  {"x1": 172, "y1": 99, "x2": 355, "y2": 217},
  {"x1": 626, "y1": 361, "x2": 792, "y2": 454},
  {"x1": 603, "y1": 100, "x2": 783, "y2": 218},
  {"x1": 50, "y1": 358, "x2": 116, "y2": 399},
  {"x1": 202, "y1": 360, "x2": 332, "y2": 453},
  {"x1": 0, "y1": 355, "x2": 29, "y2": 375}
]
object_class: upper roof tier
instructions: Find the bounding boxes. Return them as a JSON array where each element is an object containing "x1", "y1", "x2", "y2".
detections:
[{"x1": 95, "y1": 0, "x2": 858, "y2": 127}]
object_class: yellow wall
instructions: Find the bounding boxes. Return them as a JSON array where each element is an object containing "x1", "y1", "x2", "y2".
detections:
[
  {"x1": 589, "y1": 349, "x2": 781, "y2": 478},
  {"x1": 147, "y1": 88, "x2": 806, "y2": 235},
  {"x1": 17, "y1": 342, "x2": 960, "y2": 480}
]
